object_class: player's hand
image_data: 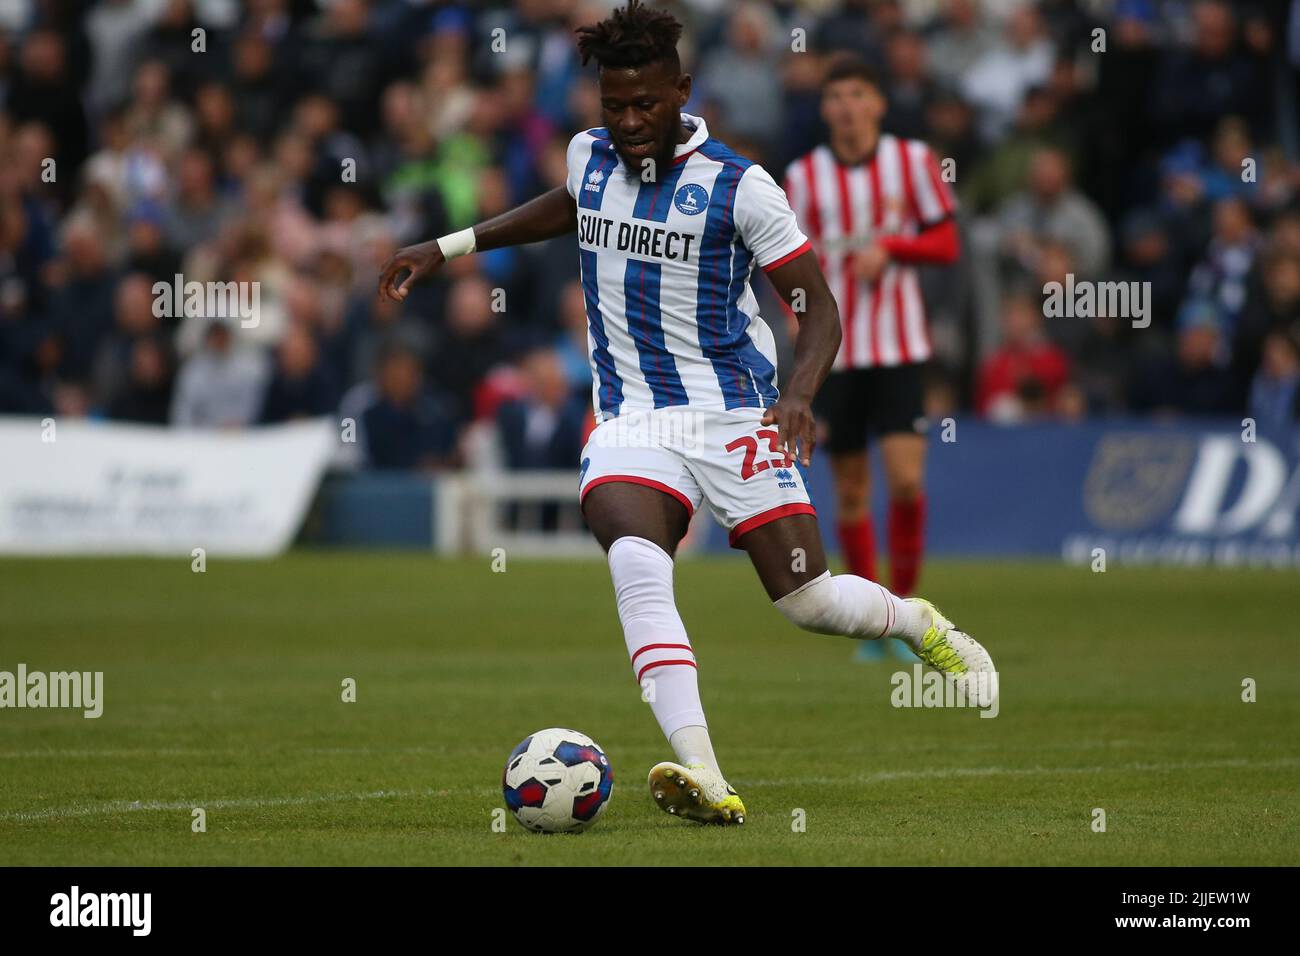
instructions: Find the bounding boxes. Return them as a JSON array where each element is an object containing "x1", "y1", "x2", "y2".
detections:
[
  {"x1": 378, "y1": 240, "x2": 445, "y2": 302},
  {"x1": 762, "y1": 396, "x2": 817, "y2": 467},
  {"x1": 851, "y1": 243, "x2": 890, "y2": 283}
]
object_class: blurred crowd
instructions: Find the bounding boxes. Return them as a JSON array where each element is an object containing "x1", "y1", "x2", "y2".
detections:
[{"x1": 2, "y1": 0, "x2": 1300, "y2": 476}]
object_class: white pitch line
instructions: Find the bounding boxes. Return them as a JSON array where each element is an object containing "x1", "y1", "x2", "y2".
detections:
[
  {"x1": 0, "y1": 746, "x2": 454, "y2": 760},
  {"x1": 736, "y1": 756, "x2": 1300, "y2": 788},
  {"x1": 0, "y1": 786, "x2": 488, "y2": 824},
  {"x1": 2, "y1": 756, "x2": 1295, "y2": 825}
]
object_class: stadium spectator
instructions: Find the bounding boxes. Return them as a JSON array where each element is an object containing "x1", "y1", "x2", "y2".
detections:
[
  {"x1": 1235, "y1": 245, "x2": 1300, "y2": 393},
  {"x1": 496, "y1": 347, "x2": 590, "y2": 472},
  {"x1": 1115, "y1": 208, "x2": 1185, "y2": 332},
  {"x1": 1249, "y1": 328, "x2": 1300, "y2": 430},
  {"x1": 92, "y1": 272, "x2": 165, "y2": 410},
  {"x1": 123, "y1": 200, "x2": 182, "y2": 282},
  {"x1": 924, "y1": 0, "x2": 998, "y2": 92},
  {"x1": 123, "y1": 59, "x2": 194, "y2": 163},
  {"x1": 107, "y1": 334, "x2": 174, "y2": 425},
  {"x1": 164, "y1": 147, "x2": 229, "y2": 257},
  {"x1": 976, "y1": 289, "x2": 1071, "y2": 422},
  {"x1": 962, "y1": 84, "x2": 1076, "y2": 215},
  {"x1": 960, "y1": 4, "x2": 1053, "y2": 143},
  {"x1": 1130, "y1": 300, "x2": 1239, "y2": 416},
  {"x1": 85, "y1": 0, "x2": 157, "y2": 114},
  {"x1": 925, "y1": 90, "x2": 978, "y2": 176},
  {"x1": 170, "y1": 320, "x2": 270, "y2": 428},
  {"x1": 46, "y1": 216, "x2": 116, "y2": 382},
  {"x1": 6, "y1": 30, "x2": 89, "y2": 186},
  {"x1": 1150, "y1": 0, "x2": 1270, "y2": 146},
  {"x1": 553, "y1": 279, "x2": 594, "y2": 396},
  {"x1": 1068, "y1": 308, "x2": 1142, "y2": 417},
  {"x1": 361, "y1": 342, "x2": 457, "y2": 471},
  {"x1": 997, "y1": 146, "x2": 1111, "y2": 280},
  {"x1": 813, "y1": 0, "x2": 892, "y2": 66},
  {"x1": 1181, "y1": 196, "x2": 1261, "y2": 356},
  {"x1": 697, "y1": 3, "x2": 784, "y2": 157},
  {"x1": 259, "y1": 323, "x2": 338, "y2": 424},
  {"x1": 428, "y1": 274, "x2": 517, "y2": 428},
  {"x1": 881, "y1": 30, "x2": 935, "y2": 142}
]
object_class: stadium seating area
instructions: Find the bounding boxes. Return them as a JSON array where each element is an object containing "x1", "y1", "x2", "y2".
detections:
[{"x1": 1, "y1": 0, "x2": 1298, "y2": 473}]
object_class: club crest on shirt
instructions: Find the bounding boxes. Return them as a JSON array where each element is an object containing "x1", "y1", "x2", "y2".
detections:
[{"x1": 673, "y1": 183, "x2": 709, "y2": 215}]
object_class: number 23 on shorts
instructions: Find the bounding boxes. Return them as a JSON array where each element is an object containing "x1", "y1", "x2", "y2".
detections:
[{"x1": 724, "y1": 428, "x2": 793, "y2": 481}]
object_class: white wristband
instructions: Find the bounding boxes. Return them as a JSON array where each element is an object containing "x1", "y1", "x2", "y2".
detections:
[{"x1": 436, "y1": 227, "x2": 477, "y2": 260}]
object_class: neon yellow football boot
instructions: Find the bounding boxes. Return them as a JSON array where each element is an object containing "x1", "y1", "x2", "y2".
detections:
[
  {"x1": 905, "y1": 597, "x2": 998, "y2": 707},
  {"x1": 648, "y1": 762, "x2": 746, "y2": 825}
]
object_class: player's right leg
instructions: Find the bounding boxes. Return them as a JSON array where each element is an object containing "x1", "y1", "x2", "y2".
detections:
[{"x1": 579, "y1": 431, "x2": 745, "y2": 825}]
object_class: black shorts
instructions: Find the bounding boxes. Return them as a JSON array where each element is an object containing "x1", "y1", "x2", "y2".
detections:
[{"x1": 813, "y1": 364, "x2": 928, "y2": 454}]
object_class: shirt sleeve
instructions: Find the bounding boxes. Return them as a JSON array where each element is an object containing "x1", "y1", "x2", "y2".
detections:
[
  {"x1": 734, "y1": 163, "x2": 811, "y2": 273},
  {"x1": 565, "y1": 131, "x2": 591, "y2": 200},
  {"x1": 781, "y1": 159, "x2": 806, "y2": 227},
  {"x1": 905, "y1": 140, "x2": 958, "y2": 227}
]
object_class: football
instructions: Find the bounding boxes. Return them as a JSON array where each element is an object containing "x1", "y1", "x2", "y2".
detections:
[{"x1": 502, "y1": 728, "x2": 614, "y2": 834}]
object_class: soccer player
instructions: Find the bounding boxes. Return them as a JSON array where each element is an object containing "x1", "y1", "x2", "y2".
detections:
[
  {"x1": 379, "y1": 1, "x2": 993, "y2": 826},
  {"x1": 784, "y1": 58, "x2": 960, "y2": 616}
]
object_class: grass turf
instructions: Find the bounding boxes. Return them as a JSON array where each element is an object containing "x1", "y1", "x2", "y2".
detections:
[{"x1": 0, "y1": 553, "x2": 1296, "y2": 866}]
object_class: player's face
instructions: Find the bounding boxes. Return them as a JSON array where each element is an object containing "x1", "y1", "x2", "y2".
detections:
[
  {"x1": 821, "y1": 77, "x2": 885, "y2": 142},
  {"x1": 598, "y1": 60, "x2": 692, "y2": 173}
]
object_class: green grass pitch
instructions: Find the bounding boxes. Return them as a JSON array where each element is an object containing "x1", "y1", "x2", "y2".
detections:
[{"x1": 1, "y1": 553, "x2": 1297, "y2": 866}]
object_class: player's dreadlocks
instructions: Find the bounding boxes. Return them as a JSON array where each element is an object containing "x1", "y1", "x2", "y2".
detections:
[{"x1": 575, "y1": 0, "x2": 683, "y2": 71}]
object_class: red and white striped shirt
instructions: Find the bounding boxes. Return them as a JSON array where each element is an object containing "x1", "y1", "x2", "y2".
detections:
[{"x1": 783, "y1": 134, "x2": 957, "y2": 369}]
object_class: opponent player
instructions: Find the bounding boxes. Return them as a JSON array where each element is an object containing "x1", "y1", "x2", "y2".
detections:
[
  {"x1": 785, "y1": 58, "x2": 960, "y2": 624},
  {"x1": 379, "y1": 1, "x2": 993, "y2": 826}
]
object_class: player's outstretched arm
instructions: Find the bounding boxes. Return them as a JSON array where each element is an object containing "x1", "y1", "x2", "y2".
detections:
[
  {"x1": 378, "y1": 186, "x2": 578, "y2": 302},
  {"x1": 763, "y1": 251, "x2": 841, "y2": 467}
]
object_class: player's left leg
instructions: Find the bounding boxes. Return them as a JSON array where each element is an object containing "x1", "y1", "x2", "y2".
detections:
[
  {"x1": 880, "y1": 433, "x2": 927, "y2": 596},
  {"x1": 735, "y1": 513, "x2": 995, "y2": 695},
  {"x1": 869, "y1": 363, "x2": 930, "y2": 597}
]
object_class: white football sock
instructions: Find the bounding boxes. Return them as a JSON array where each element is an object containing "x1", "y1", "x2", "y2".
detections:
[
  {"x1": 668, "y1": 725, "x2": 720, "y2": 774},
  {"x1": 607, "y1": 536, "x2": 719, "y2": 770},
  {"x1": 773, "y1": 571, "x2": 928, "y2": 646}
]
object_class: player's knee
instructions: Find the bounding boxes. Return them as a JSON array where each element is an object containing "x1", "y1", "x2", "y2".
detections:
[
  {"x1": 889, "y1": 481, "x2": 924, "y2": 503},
  {"x1": 832, "y1": 477, "x2": 870, "y2": 515},
  {"x1": 773, "y1": 571, "x2": 844, "y2": 634},
  {"x1": 607, "y1": 536, "x2": 675, "y2": 615}
]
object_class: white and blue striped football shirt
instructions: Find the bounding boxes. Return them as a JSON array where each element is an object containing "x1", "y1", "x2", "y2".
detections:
[{"x1": 565, "y1": 113, "x2": 811, "y2": 422}]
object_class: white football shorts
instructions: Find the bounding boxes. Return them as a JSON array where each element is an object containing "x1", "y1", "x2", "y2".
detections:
[{"x1": 578, "y1": 406, "x2": 816, "y2": 548}]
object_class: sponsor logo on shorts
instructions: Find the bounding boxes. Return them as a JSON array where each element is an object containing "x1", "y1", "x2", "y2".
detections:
[{"x1": 773, "y1": 467, "x2": 798, "y2": 489}]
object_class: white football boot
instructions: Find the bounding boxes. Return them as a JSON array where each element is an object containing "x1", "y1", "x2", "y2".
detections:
[
  {"x1": 904, "y1": 598, "x2": 998, "y2": 709},
  {"x1": 648, "y1": 762, "x2": 746, "y2": 825}
]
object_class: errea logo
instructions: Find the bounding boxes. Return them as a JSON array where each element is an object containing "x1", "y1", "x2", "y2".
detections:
[
  {"x1": 773, "y1": 467, "x2": 797, "y2": 488},
  {"x1": 584, "y1": 168, "x2": 605, "y2": 193}
]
